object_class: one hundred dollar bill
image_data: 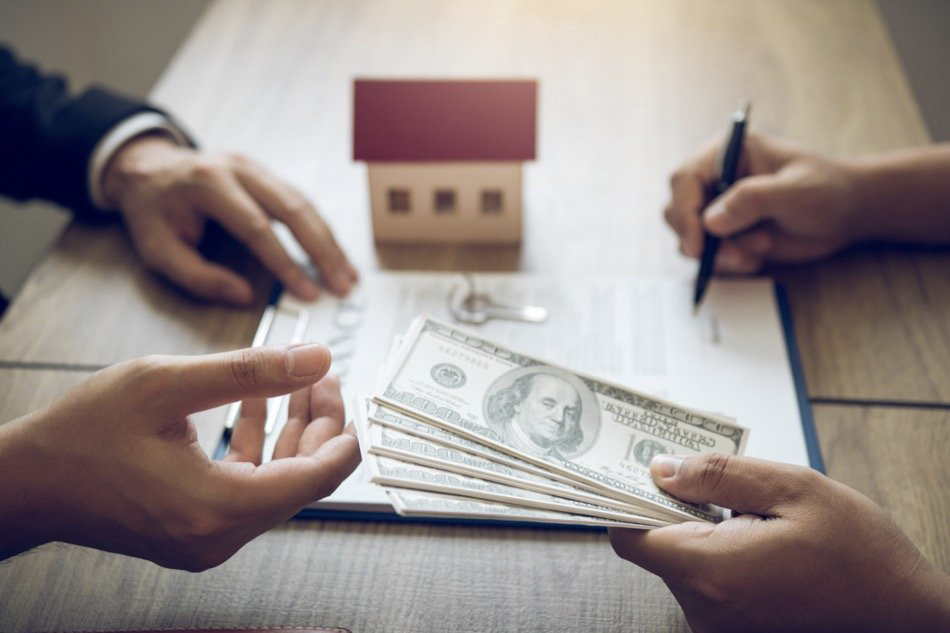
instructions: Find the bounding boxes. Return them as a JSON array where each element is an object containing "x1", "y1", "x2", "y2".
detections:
[
  {"x1": 366, "y1": 403, "x2": 665, "y2": 524},
  {"x1": 388, "y1": 488, "x2": 649, "y2": 528},
  {"x1": 365, "y1": 452, "x2": 659, "y2": 527},
  {"x1": 354, "y1": 403, "x2": 660, "y2": 526},
  {"x1": 375, "y1": 317, "x2": 749, "y2": 523},
  {"x1": 371, "y1": 401, "x2": 581, "y2": 487}
]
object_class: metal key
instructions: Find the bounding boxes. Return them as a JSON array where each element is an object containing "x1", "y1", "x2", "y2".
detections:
[{"x1": 449, "y1": 276, "x2": 548, "y2": 325}]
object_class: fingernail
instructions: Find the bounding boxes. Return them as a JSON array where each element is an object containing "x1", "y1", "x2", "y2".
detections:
[
  {"x1": 651, "y1": 454, "x2": 685, "y2": 479},
  {"x1": 705, "y1": 201, "x2": 726, "y2": 221},
  {"x1": 287, "y1": 343, "x2": 331, "y2": 377},
  {"x1": 333, "y1": 270, "x2": 353, "y2": 292},
  {"x1": 682, "y1": 233, "x2": 700, "y2": 258},
  {"x1": 296, "y1": 279, "x2": 320, "y2": 301}
]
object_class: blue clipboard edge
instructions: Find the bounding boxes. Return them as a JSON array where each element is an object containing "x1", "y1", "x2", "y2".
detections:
[
  {"x1": 213, "y1": 280, "x2": 824, "y2": 526},
  {"x1": 293, "y1": 507, "x2": 604, "y2": 530},
  {"x1": 774, "y1": 283, "x2": 826, "y2": 474}
]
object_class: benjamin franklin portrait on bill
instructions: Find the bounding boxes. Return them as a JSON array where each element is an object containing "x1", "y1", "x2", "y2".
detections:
[{"x1": 484, "y1": 366, "x2": 600, "y2": 459}]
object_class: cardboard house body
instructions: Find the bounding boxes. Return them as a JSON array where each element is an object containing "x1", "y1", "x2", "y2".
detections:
[{"x1": 353, "y1": 79, "x2": 537, "y2": 244}]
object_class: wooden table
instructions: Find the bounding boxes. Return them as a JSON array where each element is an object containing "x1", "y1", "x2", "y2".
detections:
[{"x1": 1, "y1": 1, "x2": 948, "y2": 631}]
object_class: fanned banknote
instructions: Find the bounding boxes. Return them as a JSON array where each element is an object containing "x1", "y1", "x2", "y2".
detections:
[
  {"x1": 369, "y1": 317, "x2": 749, "y2": 524},
  {"x1": 388, "y1": 489, "x2": 649, "y2": 528},
  {"x1": 354, "y1": 406, "x2": 659, "y2": 526},
  {"x1": 365, "y1": 402, "x2": 664, "y2": 521}
]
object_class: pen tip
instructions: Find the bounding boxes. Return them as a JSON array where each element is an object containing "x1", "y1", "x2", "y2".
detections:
[{"x1": 737, "y1": 99, "x2": 752, "y2": 120}]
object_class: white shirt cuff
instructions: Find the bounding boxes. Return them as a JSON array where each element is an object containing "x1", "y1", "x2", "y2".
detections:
[{"x1": 87, "y1": 112, "x2": 190, "y2": 211}]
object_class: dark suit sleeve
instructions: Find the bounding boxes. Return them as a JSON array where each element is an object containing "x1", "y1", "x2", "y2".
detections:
[{"x1": 0, "y1": 45, "x2": 167, "y2": 221}]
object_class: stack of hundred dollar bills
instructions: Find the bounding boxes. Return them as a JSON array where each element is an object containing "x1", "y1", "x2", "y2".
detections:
[{"x1": 354, "y1": 316, "x2": 749, "y2": 528}]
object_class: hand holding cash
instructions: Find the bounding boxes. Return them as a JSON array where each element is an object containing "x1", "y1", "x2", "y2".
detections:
[{"x1": 354, "y1": 316, "x2": 748, "y2": 528}]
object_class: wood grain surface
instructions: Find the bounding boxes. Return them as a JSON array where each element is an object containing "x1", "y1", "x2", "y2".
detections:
[
  {"x1": 778, "y1": 246, "x2": 950, "y2": 403},
  {"x1": 815, "y1": 403, "x2": 950, "y2": 574},
  {"x1": 0, "y1": 519, "x2": 685, "y2": 633},
  {"x1": 0, "y1": 223, "x2": 274, "y2": 367}
]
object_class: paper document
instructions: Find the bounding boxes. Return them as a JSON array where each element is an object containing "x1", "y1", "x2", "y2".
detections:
[{"x1": 251, "y1": 272, "x2": 809, "y2": 516}]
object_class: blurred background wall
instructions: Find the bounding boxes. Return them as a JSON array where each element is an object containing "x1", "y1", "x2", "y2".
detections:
[
  {"x1": 0, "y1": 0, "x2": 208, "y2": 299},
  {"x1": 876, "y1": 0, "x2": 950, "y2": 142},
  {"x1": 0, "y1": 0, "x2": 947, "y2": 302}
]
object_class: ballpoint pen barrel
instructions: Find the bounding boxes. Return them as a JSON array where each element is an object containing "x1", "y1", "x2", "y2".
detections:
[
  {"x1": 719, "y1": 119, "x2": 746, "y2": 185},
  {"x1": 693, "y1": 232, "x2": 720, "y2": 307},
  {"x1": 694, "y1": 102, "x2": 750, "y2": 309}
]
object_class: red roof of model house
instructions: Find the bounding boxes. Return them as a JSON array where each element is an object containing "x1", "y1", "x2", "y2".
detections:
[{"x1": 353, "y1": 79, "x2": 537, "y2": 162}]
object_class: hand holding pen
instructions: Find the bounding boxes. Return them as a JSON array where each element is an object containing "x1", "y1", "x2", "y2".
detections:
[{"x1": 665, "y1": 118, "x2": 864, "y2": 290}]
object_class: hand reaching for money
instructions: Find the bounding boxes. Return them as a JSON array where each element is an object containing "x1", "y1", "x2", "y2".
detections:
[
  {"x1": 608, "y1": 453, "x2": 950, "y2": 633},
  {"x1": 0, "y1": 345, "x2": 360, "y2": 570}
]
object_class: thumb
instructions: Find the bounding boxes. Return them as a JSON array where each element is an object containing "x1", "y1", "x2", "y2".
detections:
[
  {"x1": 703, "y1": 174, "x2": 792, "y2": 236},
  {"x1": 651, "y1": 453, "x2": 809, "y2": 516},
  {"x1": 219, "y1": 428, "x2": 361, "y2": 517},
  {"x1": 151, "y1": 344, "x2": 332, "y2": 417}
]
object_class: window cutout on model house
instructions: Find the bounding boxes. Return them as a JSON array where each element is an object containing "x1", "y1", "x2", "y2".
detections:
[
  {"x1": 481, "y1": 189, "x2": 503, "y2": 214},
  {"x1": 434, "y1": 189, "x2": 456, "y2": 214},
  {"x1": 388, "y1": 188, "x2": 411, "y2": 213}
]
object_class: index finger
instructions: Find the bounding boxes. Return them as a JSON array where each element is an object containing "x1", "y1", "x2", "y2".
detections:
[
  {"x1": 608, "y1": 515, "x2": 763, "y2": 581},
  {"x1": 234, "y1": 159, "x2": 358, "y2": 295},
  {"x1": 608, "y1": 522, "x2": 710, "y2": 579},
  {"x1": 665, "y1": 145, "x2": 719, "y2": 258},
  {"x1": 195, "y1": 168, "x2": 321, "y2": 300}
]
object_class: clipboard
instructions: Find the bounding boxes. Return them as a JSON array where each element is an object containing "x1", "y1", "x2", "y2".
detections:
[{"x1": 214, "y1": 273, "x2": 823, "y2": 525}]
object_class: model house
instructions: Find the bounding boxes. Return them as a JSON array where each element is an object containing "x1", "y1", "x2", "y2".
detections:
[{"x1": 353, "y1": 79, "x2": 537, "y2": 244}]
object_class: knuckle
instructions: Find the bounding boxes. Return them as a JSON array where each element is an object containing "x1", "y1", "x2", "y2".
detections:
[
  {"x1": 121, "y1": 354, "x2": 172, "y2": 386},
  {"x1": 225, "y1": 151, "x2": 251, "y2": 167},
  {"x1": 187, "y1": 155, "x2": 225, "y2": 183},
  {"x1": 284, "y1": 196, "x2": 314, "y2": 221},
  {"x1": 230, "y1": 348, "x2": 269, "y2": 390},
  {"x1": 669, "y1": 168, "x2": 692, "y2": 190},
  {"x1": 178, "y1": 270, "x2": 211, "y2": 295},
  {"x1": 728, "y1": 183, "x2": 760, "y2": 213},
  {"x1": 695, "y1": 453, "x2": 731, "y2": 495},
  {"x1": 243, "y1": 216, "x2": 274, "y2": 245},
  {"x1": 125, "y1": 355, "x2": 181, "y2": 404},
  {"x1": 168, "y1": 508, "x2": 232, "y2": 570},
  {"x1": 662, "y1": 204, "x2": 678, "y2": 227},
  {"x1": 680, "y1": 568, "x2": 732, "y2": 605},
  {"x1": 179, "y1": 507, "x2": 224, "y2": 543},
  {"x1": 785, "y1": 466, "x2": 824, "y2": 502}
]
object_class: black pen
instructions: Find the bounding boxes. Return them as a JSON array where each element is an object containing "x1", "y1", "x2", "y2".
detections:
[{"x1": 693, "y1": 100, "x2": 751, "y2": 311}]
